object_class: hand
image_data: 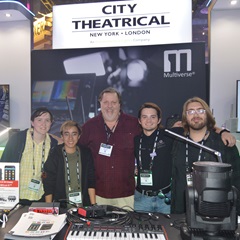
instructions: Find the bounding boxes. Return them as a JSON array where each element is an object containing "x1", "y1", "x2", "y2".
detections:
[
  {"x1": 49, "y1": 134, "x2": 63, "y2": 144},
  {"x1": 221, "y1": 131, "x2": 236, "y2": 147},
  {"x1": 172, "y1": 121, "x2": 183, "y2": 128}
]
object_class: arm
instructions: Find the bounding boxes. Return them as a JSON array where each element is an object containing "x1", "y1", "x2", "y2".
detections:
[
  {"x1": 215, "y1": 127, "x2": 236, "y2": 147},
  {"x1": 170, "y1": 123, "x2": 236, "y2": 147},
  {"x1": 49, "y1": 134, "x2": 63, "y2": 144},
  {"x1": 45, "y1": 194, "x2": 53, "y2": 203},
  {"x1": 85, "y1": 147, "x2": 96, "y2": 205},
  {"x1": 42, "y1": 147, "x2": 59, "y2": 198},
  {"x1": 172, "y1": 121, "x2": 183, "y2": 128},
  {"x1": 88, "y1": 188, "x2": 96, "y2": 205}
]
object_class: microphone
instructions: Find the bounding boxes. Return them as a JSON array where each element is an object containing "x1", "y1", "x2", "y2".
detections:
[{"x1": 165, "y1": 129, "x2": 222, "y2": 162}]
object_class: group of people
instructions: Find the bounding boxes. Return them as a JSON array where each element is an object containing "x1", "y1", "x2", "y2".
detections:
[{"x1": 1, "y1": 87, "x2": 240, "y2": 215}]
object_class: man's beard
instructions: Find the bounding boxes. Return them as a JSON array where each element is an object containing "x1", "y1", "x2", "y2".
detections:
[{"x1": 187, "y1": 117, "x2": 207, "y2": 131}]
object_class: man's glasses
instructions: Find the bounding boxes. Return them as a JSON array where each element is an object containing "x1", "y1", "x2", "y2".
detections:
[{"x1": 186, "y1": 109, "x2": 206, "y2": 115}]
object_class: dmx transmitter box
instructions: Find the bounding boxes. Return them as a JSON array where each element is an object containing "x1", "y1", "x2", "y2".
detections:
[{"x1": 28, "y1": 202, "x2": 60, "y2": 215}]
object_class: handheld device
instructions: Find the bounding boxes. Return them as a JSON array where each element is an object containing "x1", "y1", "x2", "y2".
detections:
[{"x1": 4, "y1": 165, "x2": 15, "y2": 180}]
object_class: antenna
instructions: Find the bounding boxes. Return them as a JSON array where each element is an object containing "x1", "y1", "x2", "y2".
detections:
[
  {"x1": 165, "y1": 129, "x2": 222, "y2": 162},
  {"x1": 80, "y1": 96, "x2": 85, "y2": 123},
  {"x1": 65, "y1": 96, "x2": 73, "y2": 120}
]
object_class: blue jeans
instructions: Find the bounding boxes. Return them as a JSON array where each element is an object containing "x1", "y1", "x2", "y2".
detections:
[{"x1": 134, "y1": 190, "x2": 171, "y2": 214}]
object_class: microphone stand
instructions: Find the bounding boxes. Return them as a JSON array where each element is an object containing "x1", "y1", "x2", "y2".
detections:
[{"x1": 165, "y1": 129, "x2": 223, "y2": 163}]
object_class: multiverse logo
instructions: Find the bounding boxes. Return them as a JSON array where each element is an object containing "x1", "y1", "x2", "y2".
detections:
[{"x1": 163, "y1": 49, "x2": 195, "y2": 78}]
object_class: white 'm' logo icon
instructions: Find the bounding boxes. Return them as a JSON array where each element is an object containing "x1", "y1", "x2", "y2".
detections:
[{"x1": 164, "y1": 49, "x2": 192, "y2": 72}]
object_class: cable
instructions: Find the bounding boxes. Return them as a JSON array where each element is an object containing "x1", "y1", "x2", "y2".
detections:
[
  {"x1": 170, "y1": 217, "x2": 186, "y2": 230},
  {"x1": 162, "y1": 225, "x2": 169, "y2": 240},
  {"x1": 0, "y1": 202, "x2": 23, "y2": 228},
  {"x1": 52, "y1": 200, "x2": 59, "y2": 215},
  {"x1": 57, "y1": 198, "x2": 81, "y2": 208},
  {"x1": 0, "y1": 210, "x2": 8, "y2": 228},
  {"x1": 64, "y1": 222, "x2": 72, "y2": 240},
  {"x1": 66, "y1": 204, "x2": 132, "y2": 226}
]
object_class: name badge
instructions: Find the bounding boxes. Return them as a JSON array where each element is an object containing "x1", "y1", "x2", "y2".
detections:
[
  {"x1": 99, "y1": 143, "x2": 113, "y2": 157},
  {"x1": 186, "y1": 173, "x2": 193, "y2": 186},
  {"x1": 28, "y1": 178, "x2": 41, "y2": 192},
  {"x1": 69, "y1": 191, "x2": 82, "y2": 204},
  {"x1": 140, "y1": 170, "x2": 153, "y2": 186}
]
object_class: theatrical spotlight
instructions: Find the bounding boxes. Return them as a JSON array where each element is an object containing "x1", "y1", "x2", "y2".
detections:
[
  {"x1": 181, "y1": 161, "x2": 239, "y2": 240},
  {"x1": 126, "y1": 59, "x2": 148, "y2": 87}
]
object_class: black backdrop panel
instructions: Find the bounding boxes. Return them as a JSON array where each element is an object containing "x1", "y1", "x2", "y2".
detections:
[{"x1": 31, "y1": 42, "x2": 207, "y2": 135}]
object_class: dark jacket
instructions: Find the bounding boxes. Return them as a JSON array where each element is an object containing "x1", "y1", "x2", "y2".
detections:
[
  {"x1": 0, "y1": 129, "x2": 58, "y2": 162},
  {"x1": 43, "y1": 144, "x2": 95, "y2": 207},
  {"x1": 171, "y1": 130, "x2": 240, "y2": 215}
]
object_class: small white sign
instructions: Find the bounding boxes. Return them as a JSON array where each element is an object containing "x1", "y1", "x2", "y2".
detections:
[{"x1": 0, "y1": 162, "x2": 19, "y2": 209}]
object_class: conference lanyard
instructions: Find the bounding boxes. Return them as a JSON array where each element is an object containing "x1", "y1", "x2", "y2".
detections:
[
  {"x1": 31, "y1": 132, "x2": 45, "y2": 176},
  {"x1": 63, "y1": 148, "x2": 81, "y2": 192},
  {"x1": 104, "y1": 119, "x2": 119, "y2": 143},
  {"x1": 185, "y1": 131, "x2": 209, "y2": 173},
  {"x1": 138, "y1": 130, "x2": 159, "y2": 171}
]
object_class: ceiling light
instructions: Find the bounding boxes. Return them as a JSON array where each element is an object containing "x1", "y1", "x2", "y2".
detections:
[
  {"x1": 0, "y1": 127, "x2": 11, "y2": 137},
  {"x1": 5, "y1": 13, "x2": 11, "y2": 17},
  {"x1": 206, "y1": 0, "x2": 212, "y2": 7},
  {"x1": 230, "y1": 0, "x2": 237, "y2": 5}
]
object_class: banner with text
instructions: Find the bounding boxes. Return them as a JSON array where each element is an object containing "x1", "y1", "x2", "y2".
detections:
[{"x1": 52, "y1": 0, "x2": 192, "y2": 49}]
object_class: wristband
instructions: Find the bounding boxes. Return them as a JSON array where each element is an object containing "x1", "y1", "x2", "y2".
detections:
[
  {"x1": 219, "y1": 129, "x2": 230, "y2": 136},
  {"x1": 92, "y1": 203, "x2": 97, "y2": 206}
]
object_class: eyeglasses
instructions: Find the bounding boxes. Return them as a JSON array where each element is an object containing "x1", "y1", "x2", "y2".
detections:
[{"x1": 186, "y1": 109, "x2": 206, "y2": 115}]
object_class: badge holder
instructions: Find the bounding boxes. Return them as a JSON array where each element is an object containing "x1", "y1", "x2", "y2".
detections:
[
  {"x1": 140, "y1": 170, "x2": 153, "y2": 186},
  {"x1": 28, "y1": 179, "x2": 41, "y2": 192}
]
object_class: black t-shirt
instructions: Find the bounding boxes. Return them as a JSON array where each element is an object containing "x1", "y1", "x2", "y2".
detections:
[{"x1": 134, "y1": 127, "x2": 183, "y2": 191}]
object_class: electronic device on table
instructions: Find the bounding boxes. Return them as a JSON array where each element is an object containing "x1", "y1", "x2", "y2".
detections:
[{"x1": 64, "y1": 205, "x2": 167, "y2": 240}]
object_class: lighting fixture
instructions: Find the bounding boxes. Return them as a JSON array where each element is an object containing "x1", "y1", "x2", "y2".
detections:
[
  {"x1": 0, "y1": 128, "x2": 11, "y2": 138},
  {"x1": 231, "y1": 0, "x2": 237, "y2": 5}
]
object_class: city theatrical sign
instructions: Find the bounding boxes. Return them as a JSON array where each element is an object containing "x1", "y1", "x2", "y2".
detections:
[{"x1": 52, "y1": 0, "x2": 192, "y2": 49}]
